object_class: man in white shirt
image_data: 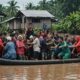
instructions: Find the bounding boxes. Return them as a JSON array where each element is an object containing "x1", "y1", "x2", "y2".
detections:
[{"x1": 32, "y1": 34, "x2": 40, "y2": 60}]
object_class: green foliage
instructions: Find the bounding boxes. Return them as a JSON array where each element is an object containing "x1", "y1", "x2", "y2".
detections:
[
  {"x1": 52, "y1": 10, "x2": 80, "y2": 34},
  {"x1": 1, "y1": 0, "x2": 80, "y2": 19},
  {"x1": 25, "y1": 0, "x2": 80, "y2": 19},
  {"x1": 25, "y1": 3, "x2": 36, "y2": 10},
  {"x1": 7, "y1": 0, "x2": 19, "y2": 17},
  {"x1": 33, "y1": 26, "x2": 41, "y2": 34},
  {"x1": 0, "y1": 24, "x2": 8, "y2": 33},
  {"x1": 61, "y1": 0, "x2": 80, "y2": 17},
  {"x1": 0, "y1": 0, "x2": 19, "y2": 19},
  {"x1": 1, "y1": 0, "x2": 80, "y2": 34},
  {"x1": 52, "y1": 23, "x2": 60, "y2": 31}
]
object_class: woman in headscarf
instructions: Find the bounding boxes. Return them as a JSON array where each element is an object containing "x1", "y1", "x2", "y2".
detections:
[
  {"x1": 16, "y1": 35, "x2": 25, "y2": 60},
  {"x1": 2, "y1": 36, "x2": 16, "y2": 59},
  {"x1": 71, "y1": 36, "x2": 80, "y2": 58}
]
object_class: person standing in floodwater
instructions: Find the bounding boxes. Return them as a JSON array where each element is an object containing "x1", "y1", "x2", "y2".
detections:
[
  {"x1": 16, "y1": 35, "x2": 25, "y2": 60},
  {"x1": 2, "y1": 36, "x2": 16, "y2": 59},
  {"x1": 32, "y1": 34, "x2": 40, "y2": 60}
]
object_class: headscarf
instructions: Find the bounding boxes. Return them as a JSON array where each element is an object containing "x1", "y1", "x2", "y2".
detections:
[
  {"x1": 29, "y1": 35, "x2": 33, "y2": 39},
  {"x1": 74, "y1": 36, "x2": 80, "y2": 53},
  {"x1": 17, "y1": 35, "x2": 23, "y2": 40},
  {"x1": 6, "y1": 36, "x2": 12, "y2": 41},
  {"x1": 75, "y1": 36, "x2": 80, "y2": 42},
  {"x1": 74, "y1": 36, "x2": 80, "y2": 46}
]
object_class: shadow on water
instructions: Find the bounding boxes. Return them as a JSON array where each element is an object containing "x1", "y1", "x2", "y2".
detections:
[{"x1": 0, "y1": 63, "x2": 80, "y2": 80}]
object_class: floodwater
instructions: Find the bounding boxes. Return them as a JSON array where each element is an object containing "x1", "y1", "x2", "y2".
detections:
[{"x1": 0, "y1": 63, "x2": 80, "y2": 80}]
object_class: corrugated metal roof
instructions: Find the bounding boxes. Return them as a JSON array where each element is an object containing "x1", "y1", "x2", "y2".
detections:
[
  {"x1": 0, "y1": 17, "x2": 16, "y2": 24},
  {"x1": 20, "y1": 10, "x2": 54, "y2": 18}
]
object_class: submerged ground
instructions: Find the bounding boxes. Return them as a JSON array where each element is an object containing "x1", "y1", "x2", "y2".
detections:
[{"x1": 0, "y1": 63, "x2": 80, "y2": 80}]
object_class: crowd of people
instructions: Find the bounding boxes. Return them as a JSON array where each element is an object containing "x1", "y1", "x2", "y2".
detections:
[{"x1": 0, "y1": 27, "x2": 80, "y2": 60}]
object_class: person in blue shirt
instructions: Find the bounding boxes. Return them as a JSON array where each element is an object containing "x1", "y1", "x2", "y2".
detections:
[{"x1": 2, "y1": 36, "x2": 16, "y2": 59}]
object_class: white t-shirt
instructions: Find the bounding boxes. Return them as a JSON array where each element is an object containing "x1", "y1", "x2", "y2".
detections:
[{"x1": 33, "y1": 38, "x2": 40, "y2": 52}]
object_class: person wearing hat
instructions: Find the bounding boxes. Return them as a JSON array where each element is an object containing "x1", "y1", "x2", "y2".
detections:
[
  {"x1": 2, "y1": 36, "x2": 16, "y2": 59},
  {"x1": 16, "y1": 35, "x2": 25, "y2": 60}
]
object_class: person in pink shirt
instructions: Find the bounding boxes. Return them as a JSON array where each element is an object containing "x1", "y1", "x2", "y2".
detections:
[{"x1": 16, "y1": 35, "x2": 25, "y2": 60}]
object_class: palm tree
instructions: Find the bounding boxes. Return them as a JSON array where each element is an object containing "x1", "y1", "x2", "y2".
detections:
[
  {"x1": 0, "y1": 4, "x2": 6, "y2": 13},
  {"x1": 7, "y1": 0, "x2": 19, "y2": 17},
  {"x1": 25, "y1": 2, "x2": 35, "y2": 10},
  {"x1": 39, "y1": 0, "x2": 47, "y2": 10},
  {"x1": 0, "y1": 4, "x2": 4, "y2": 11}
]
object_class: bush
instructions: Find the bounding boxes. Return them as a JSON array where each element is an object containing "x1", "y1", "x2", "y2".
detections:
[
  {"x1": 52, "y1": 10, "x2": 80, "y2": 34},
  {"x1": 0, "y1": 24, "x2": 8, "y2": 33}
]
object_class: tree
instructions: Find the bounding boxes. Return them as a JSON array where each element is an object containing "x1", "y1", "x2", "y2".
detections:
[
  {"x1": 38, "y1": 0, "x2": 47, "y2": 10},
  {"x1": 46, "y1": 0, "x2": 56, "y2": 17},
  {"x1": 54, "y1": 0, "x2": 80, "y2": 18},
  {"x1": 25, "y1": 2, "x2": 36, "y2": 10},
  {"x1": 7, "y1": 0, "x2": 19, "y2": 17},
  {"x1": 53, "y1": 10, "x2": 80, "y2": 34},
  {"x1": 62, "y1": 0, "x2": 80, "y2": 16},
  {"x1": 0, "y1": 4, "x2": 7, "y2": 13},
  {"x1": 0, "y1": 4, "x2": 4, "y2": 11}
]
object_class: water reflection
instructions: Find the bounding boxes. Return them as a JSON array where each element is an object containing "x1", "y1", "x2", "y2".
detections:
[{"x1": 0, "y1": 63, "x2": 80, "y2": 80}]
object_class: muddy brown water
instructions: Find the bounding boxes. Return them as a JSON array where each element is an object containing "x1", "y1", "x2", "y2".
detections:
[{"x1": 0, "y1": 63, "x2": 80, "y2": 80}]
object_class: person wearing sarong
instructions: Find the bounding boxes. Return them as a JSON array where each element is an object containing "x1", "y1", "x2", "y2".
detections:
[{"x1": 2, "y1": 36, "x2": 16, "y2": 59}]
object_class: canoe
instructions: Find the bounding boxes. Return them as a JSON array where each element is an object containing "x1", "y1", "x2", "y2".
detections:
[{"x1": 0, "y1": 58, "x2": 80, "y2": 65}]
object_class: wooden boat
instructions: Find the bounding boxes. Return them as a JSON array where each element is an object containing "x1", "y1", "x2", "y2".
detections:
[{"x1": 0, "y1": 58, "x2": 80, "y2": 65}]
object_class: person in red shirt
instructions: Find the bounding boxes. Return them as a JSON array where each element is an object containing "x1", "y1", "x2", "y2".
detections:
[
  {"x1": 16, "y1": 35, "x2": 25, "y2": 60},
  {"x1": 0, "y1": 33, "x2": 4, "y2": 57},
  {"x1": 70, "y1": 36, "x2": 80, "y2": 58}
]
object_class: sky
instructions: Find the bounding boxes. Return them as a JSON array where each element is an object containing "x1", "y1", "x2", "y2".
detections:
[{"x1": 0, "y1": 0, "x2": 43, "y2": 10}]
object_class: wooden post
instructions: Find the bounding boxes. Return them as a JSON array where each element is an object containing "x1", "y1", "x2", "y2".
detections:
[
  {"x1": 24, "y1": 17, "x2": 27, "y2": 34},
  {"x1": 14, "y1": 20, "x2": 16, "y2": 30},
  {"x1": 51, "y1": 19, "x2": 53, "y2": 32},
  {"x1": 22, "y1": 16, "x2": 25, "y2": 30},
  {"x1": 25, "y1": 17, "x2": 29, "y2": 33}
]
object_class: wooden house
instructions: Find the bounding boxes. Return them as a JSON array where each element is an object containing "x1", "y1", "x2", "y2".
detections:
[{"x1": 1, "y1": 10, "x2": 54, "y2": 31}]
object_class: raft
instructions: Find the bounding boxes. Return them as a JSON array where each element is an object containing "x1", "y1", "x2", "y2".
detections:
[{"x1": 0, "y1": 58, "x2": 80, "y2": 65}]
